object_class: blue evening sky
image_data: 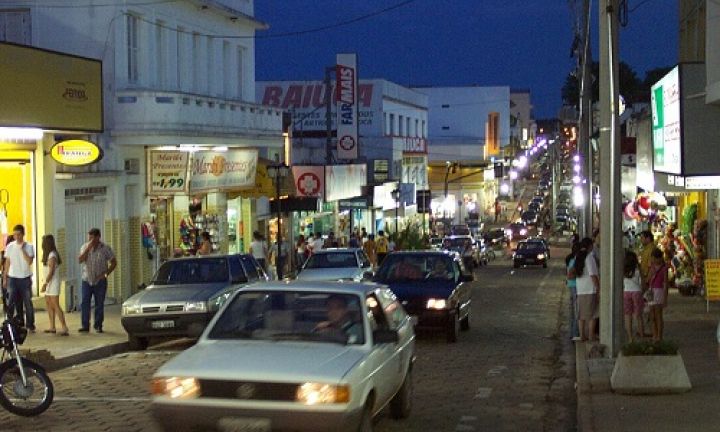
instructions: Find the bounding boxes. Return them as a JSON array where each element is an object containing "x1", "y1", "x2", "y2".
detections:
[{"x1": 254, "y1": 0, "x2": 678, "y2": 118}]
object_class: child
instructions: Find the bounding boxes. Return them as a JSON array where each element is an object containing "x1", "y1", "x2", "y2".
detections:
[
  {"x1": 648, "y1": 248, "x2": 669, "y2": 341},
  {"x1": 623, "y1": 250, "x2": 645, "y2": 342}
]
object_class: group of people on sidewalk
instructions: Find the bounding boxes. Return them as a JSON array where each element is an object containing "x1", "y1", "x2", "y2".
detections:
[
  {"x1": 1, "y1": 225, "x2": 116, "y2": 336},
  {"x1": 566, "y1": 230, "x2": 669, "y2": 343}
]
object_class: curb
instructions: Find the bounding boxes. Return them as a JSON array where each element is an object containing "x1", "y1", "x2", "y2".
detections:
[
  {"x1": 575, "y1": 342, "x2": 595, "y2": 432},
  {"x1": 23, "y1": 342, "x2": 129, "y2": 373}
]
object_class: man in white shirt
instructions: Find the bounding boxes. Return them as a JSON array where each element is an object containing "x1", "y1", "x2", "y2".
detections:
[
  {"x1": 2, "y1": 225, "x2": 36, "y2": 332},
  {"x1": 310, "y1": 232, "x2": 324, "y2": 254}
]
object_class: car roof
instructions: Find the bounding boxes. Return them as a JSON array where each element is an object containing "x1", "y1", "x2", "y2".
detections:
[
  {"x1": 312, "y1": 248, "x2": 360, "y2": 254},
  {"x1": 166, "y1": 254, "x2": 250, "y2": 261},
  {"x1": 241, "y1": 280, "x2": 381, "y2": 296}
]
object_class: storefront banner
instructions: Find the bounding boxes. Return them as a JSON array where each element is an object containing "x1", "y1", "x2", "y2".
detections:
[
  {"x1": 704, "y1": 259, "x2": 720, "y2": 301},
  {"x1": 339, "y1": 197, "x2": 368, "y2": 210},
  {"x1": 293, "y1": 165, "x2": 325, "y2": 197},
  {"x1": 401, "y1": 156, "x2": 428, "y2": 189},
  {"x1": 336, "y1": 53, "x2": 359, "y2": 160},
  {"x1": 400, "y1": 183, "x2": 416, "y2": 206},
  {"x1": 189, "y1": 149, "x2": 258, "y2": 192},
  {"x1": 373, "y1": 184, "x2": 397, "y2": 211},
  {"x1": 233, "y1": 162, "x2": 275, "y2": 199},
  {"x1": 325, "y1": 164, "x2": 366, "y2": 202},
  {"x1": 148, "y1": 151, "x2": 189, "y2": 194},
  {"x1": 651, "y1": 66, "x2": 681, "y2": 174}
]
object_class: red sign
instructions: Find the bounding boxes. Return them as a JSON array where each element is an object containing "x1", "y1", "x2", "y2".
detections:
[
  {"x1": 261, "y1": 83, "x2": 374, "y2": 109},
  {"x1": 402, "y1": 137, "x2": 428, "y2": 154},
  {"x1": 292, "y1": 166, "x2": 324, "y2": 197}
]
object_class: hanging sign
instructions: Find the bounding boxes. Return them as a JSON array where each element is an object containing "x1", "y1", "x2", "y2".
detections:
[
  {"x1": 50, "y1": 139, "x2": 102, "y2": 166},
  {"x1": 189, "y1": 149, "x2": 258, "y2": 192},
  {"x1": 148, "y1": 150, "x2": 189, "y2": 194},
  {"x1": 293, "y1": 165, "x2": 325, "y2": 197},
  {"x1": 336, "y1": 53, "x2": 359, "y2": 160}
]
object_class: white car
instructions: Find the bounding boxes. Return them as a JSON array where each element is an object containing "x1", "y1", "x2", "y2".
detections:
[
  {"x1": 151, "y1": 281, "x2": 416, "y2": 432},
  {"x1": 296, "y1": 248, "x2": 372, "y2": 282}
]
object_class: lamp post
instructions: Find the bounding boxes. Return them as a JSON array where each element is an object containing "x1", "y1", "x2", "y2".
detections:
[
  {"x1": 267, "y1": 161, "x2": 290, "y2": 280},
  {"x1": 391, "y1": 188, "x2": 400, "y2": 237}
]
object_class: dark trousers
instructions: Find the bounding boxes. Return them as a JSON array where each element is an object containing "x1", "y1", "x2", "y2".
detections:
[
  {"x1": 377, "y1": 253, "x2": 388, "y2": 266},
  {"x1": 81, "y1": 278, "x2": 107, "y2": 330},
  {"x1": 8, "y1": 276, "x2": 34, "y2": 329}
]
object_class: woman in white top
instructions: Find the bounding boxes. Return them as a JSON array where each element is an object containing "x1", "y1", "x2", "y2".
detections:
[
  {"x1": 41, "y1": 234, "x2": 68, "y2": 336},
  {"x1": 623, "y1": 250, "x2": 645, "y2": 342},
  {"x1": 574, "y1": 238, "x2": 600, "y2": 341},
  {"x1": 249, "y1": 231, "x2": 268, "y2": 273}
]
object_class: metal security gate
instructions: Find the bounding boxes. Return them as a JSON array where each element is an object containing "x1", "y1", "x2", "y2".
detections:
[{"x1": 65, "y1": 195, "x2": 106, "y2": 310}]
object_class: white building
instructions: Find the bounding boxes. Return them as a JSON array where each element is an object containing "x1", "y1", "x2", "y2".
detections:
[
  {"x1": 510, "y1": 89, "x2": 536, "y2": 150},
  {"x1": 0, "y1": 1, "x2": 282, "y2": 304}
]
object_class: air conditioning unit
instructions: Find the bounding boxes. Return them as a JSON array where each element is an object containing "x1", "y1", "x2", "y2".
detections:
[{"x1": 124, "y1": 158, "x2": 140, "y2": 174}]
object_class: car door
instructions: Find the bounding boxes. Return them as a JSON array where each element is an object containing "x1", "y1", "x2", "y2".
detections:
[
  {"x1": 453, "y1": 260, "x2": 471, "y2": 320},
  {"x1": 377, "y1": 288, "x2": 413, "y2": 384},
  {"x1": 365, "y1": 292, "x2": 399, "y2": 407}
]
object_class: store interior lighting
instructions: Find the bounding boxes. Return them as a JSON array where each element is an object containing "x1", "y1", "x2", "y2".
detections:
[
  {"x1": 500, "y1": 183, "x2": 510, "y2": 195},
  {"x1": 0, "y1": 127, "x2": 44, "y2": 140},
  {"x1": 509, "y1": 170, "x2": 518, "y2": 180}
]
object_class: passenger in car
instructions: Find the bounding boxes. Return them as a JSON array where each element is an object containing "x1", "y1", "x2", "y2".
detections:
[{"x1": 314, "y1": 295, "x2": 363, "y2": 343}]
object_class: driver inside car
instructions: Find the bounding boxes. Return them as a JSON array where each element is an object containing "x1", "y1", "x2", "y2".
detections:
[
  {"x1": 428, "y1": 259, "x2": 451, "y2": 279},
  {"x1": 314, "y1": 295, "x2": 363, "y2": 343}
]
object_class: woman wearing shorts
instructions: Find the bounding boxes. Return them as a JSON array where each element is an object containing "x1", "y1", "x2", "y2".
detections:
[
  {"x1": 574, "y1": 238, "x2": 600, "y2": 341},
  {"x1": 648, "y1": 248, "x2": 669, "y2": 341},
  {"x1": 41, "y1": 234, "x2": 69, "y2": 336},
  {"x1": 623, "y1": 250, "x2": 645, "y2": 341}
]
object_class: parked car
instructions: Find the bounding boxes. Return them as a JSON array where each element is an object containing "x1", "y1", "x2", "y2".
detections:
[
  {"x1": 150, "y1": 281, "x2": 415, "y2": 432},
  {"x1": 121, "y1": 254, "x2": 268, "y2": 350},
  {"x1": 441, "y1": 235, "x2": 481, "y2": 269},
  {"x1": 521, "y1": 211, "x2": 538, "y2": 226},
  {"x1": 531, "y1": 196, "x2": 545, "y2": 209},
  {"x1": 296, "y1": 248, "x2": 372, "y2": 282},
  {"x1": 528, "y1": 202, "x2": 540, "y2": 214},
  {"x1": 450, "y1": 224, "x2": 472, "y2": 237},
  {"x1": 429, "y1": 237, "x2": 443, "y2": 250},
  {"x1": 373, "y1": 251, "x2": 472, "y2": 343},
  {"x1": 512, "y1": 239, "x2": 550, "y2": 268},
  {"x1": 505, "y1": 222, "x2": 529, "y2": 241}
]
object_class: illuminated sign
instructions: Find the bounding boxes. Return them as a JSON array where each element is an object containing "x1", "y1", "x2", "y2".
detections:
[
  {"x1": 651, "y1": 66, "x2": 681, "y2": 174},
  {"x1": 50, "y1": 139, "x2": 102, "y2": 166},
  {"x1": 336, "y1": 53, "x2": 359, "y2": 160}
]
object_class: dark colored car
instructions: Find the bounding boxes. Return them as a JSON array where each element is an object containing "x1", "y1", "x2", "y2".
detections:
[
  {"x1": 521, "y1": 211, "x2": 538, "y2": 226},
  {"x1": 450, "y1": 224, "x2": 472, "y2": 237},
  {"x1": 482, "y1": 228, "x2": 509, "y2": 247},
  {"x1": 506, "y1": 222, "x2": 529, "y2": 241},
  {"x1": 373, "y1": 251, "x2": 473, "y2": 343},
  {"x1": 121, "y1": 254, "x2": 268, "y2": 349},
  {"x1": 513, "y1": 239, "x2": 550, "y2": 268},
  {"x1": 442, "y1": 235, "x2": 481, "y2": 269}
]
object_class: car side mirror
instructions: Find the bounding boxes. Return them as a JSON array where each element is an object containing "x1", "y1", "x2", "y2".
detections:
[
  {"x1": 460, "y1": 273, "x2": 474, "y2": 282},
  {"x1": 373, "y1": 329, "x2": 399, "y2": 344}
]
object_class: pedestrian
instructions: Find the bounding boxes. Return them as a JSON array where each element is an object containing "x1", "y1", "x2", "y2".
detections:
[
  {"x1": 360, "y1": 228, "x2": 368, "y2": 243},
  {"x1": 648, "y1": 248, "x2": 669, "y2": 342},
  {"x1": 295, "y1": 235, "x2": 307, "y2": 271},
  {"x1": 309, "y1": 232, "x2": 324, "y2": 254},
  {"x1": 78, "y1": 228, "x2": 117, "y2": 333},
  {"x1": 623, "y1": 250, "x2": 645, "y2": 342},
  {"x1": 269, "y1": 239, "x2": 289, "y2": 280},
  {"x1": 2, "y1": 225, "x2": 35, "y2": 332},
  {"x1": 494, "y1": 199, "x2": 502, "y2": 223},
  {"x1": 363, "y1": 234, "x2": 377, "y2": 268},
  {"x1": 41, "y1": 234, "x2": 69, "y2": 336},
  {"x1": 348, "y1": 232, "x2": 360, "y2": 248},
  {"x1": 566, "y1": 243, "x2": 580, "y2": 341},
  {"x1": 326, "y1": 231, "x2": 339, "y2": 248},
  {"x1": 574, "y1": 237, "x2": 599, "y2": 342},
  {"x1": 249, "y1": 231, "x2": 268, "y2": 273},
  {"x1": 1, "y1": 235, "x2": 24, "y2": 324},
  {"x1": 197, "y1": 232, "x2": 213, "y2": 255},
  {"x1": 376, "y1": 230, "x2": 389, "y2": 266}
]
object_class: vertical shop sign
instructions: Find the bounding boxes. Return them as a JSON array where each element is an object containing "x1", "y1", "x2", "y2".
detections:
[
  {"x1": 148, "y1": 151, "x2": 189, "y2": 194},
  {"x1": 705, "y1": 259, "x2": 720, "y2": 301},
  {"x1": 336, "y1": 53, "x2": 358, "y2": 160},
  {"x1": 189, "y1": 149, "x2": 258, "y2": 192}
]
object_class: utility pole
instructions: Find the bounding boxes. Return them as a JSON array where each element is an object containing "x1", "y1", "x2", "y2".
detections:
[
  {"x1": 598, "y1": 0, "x2": 623, "y2": 357},
  {"x1": 579, "y1": 0, "x2": 593, "y2": 238},
  {"x1": 324, "y1": 66, "x2": 334, "y2": 166}
]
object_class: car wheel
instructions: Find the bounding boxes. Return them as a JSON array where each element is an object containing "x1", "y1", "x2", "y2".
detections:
[
  {"x1": 446, "y1": 311, "x2": 459, "y2": 343},
  {"x1": 128, "y1": 335, "x2": 149, "y2": 351},
  {"x1": 358, "y1": 398, "x2": 374, "y2": 432},
  {"x1": 460, "y1": 307, "x2": 470, "y2": 331},
  {"x1": 390, "y1": 368, "x2": 413, "y2": 419}
]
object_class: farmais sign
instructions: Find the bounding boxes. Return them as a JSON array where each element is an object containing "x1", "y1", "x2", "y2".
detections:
[{"x1": 336, "y1": 53, "x2": 358, "y2": 160}]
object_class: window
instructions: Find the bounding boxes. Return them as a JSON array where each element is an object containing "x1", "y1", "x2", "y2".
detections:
[
  {"x1": 377, "y1": 289, "x2": 407, "y2": 330},
  {"x1": 415, "y1": 119, "x2": 419, "y2": 137},
  {"x1": 206, "y1": 36, "x2": 214, "y2": 95},
  {"x1": 406, "y1": 117, "x2": 411, "y2": 137},
  {"x1": 366, "y1": 294, "x2": 389, "y2": 332},
  {"x1": 223, "y1": 41, "x2": 231, "y2": 96},
  {"x1": 155, "y1": 20, "x2": 166, "y2": 87},
  {"x1": 152, "y1": 258, "x2": 228, "y2": 284},
  {"x1": 126, "y1": 14, "x2": 139, "y2": 84},
  {"x1": 237, "y1": 46, "x2": 245, "y2": 99},
  {"x1": 389, "y1": 113, "x2": 395, "y2": 135},
  {"x1": 421, "y1": 120, "x2": 426, "y2": 138},
  {"x1": 176, "y1": 26, "x2": 185, "y2": 90},
  {"x1": 441, "y1": 104, "x2": 450, "y2": 108},
  {"x1": 398, "y1": 115, "x2": 404, "y2": 136},
  {"x1": 240, "y1": 256, "x2": 260, "y2": 280},
  {"x1": 384, "y1": 113, "x2": 389, "y2": 135},
  {"x1": 0, "y1": 9, "x2": 31, "y2": 44},
  {"x1": 442, "y1": 126, "x2": 450, "y2": 130},
  {"x1": 192, "y1": 33, "x2": 201, "y2": 92}
]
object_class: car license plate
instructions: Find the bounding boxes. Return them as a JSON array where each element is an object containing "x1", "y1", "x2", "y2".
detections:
[
  {"x1": 150, "y1": 320, "x2": 175, "y2": 329},
  {"x1": 218, "y1": 418, "x2": 270, "y2": 432},
  {"x1": 526, "y1": 259, "x2": 535, "y2": 263}
]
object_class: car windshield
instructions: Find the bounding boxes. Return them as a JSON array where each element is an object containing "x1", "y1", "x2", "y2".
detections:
[
  {"x1": 208, "y1": 291, "x2": 365, "y2": 345},
  {"x1": 375, "y1": 254, "x2": 456, "y2": 282},
  {"x1": 452, "y1": 226, "x2": 470, "y2": 235},
  {"x1": 303, "y1": 252, "x2": 358, "y2": 269},
  {"x1": 518, "y1": 242, "x2": 544, "y2": 251},
  {"x1": 152, "y1": 258, "x2": 228, "y2": 284},
  {"x1": 442, "y1": 238, "x2": 471, "y2": 249}
]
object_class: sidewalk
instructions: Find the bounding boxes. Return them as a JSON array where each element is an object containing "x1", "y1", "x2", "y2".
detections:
[
  {"x1": 17, "y1": 304, "x2": 128, "y2": 371},
  {"x1": 576, "y1": 291, "x2": 720, "y2": 431}
]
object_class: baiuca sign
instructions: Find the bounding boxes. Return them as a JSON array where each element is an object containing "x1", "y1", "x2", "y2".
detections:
[{"x1": 50, "y1": 139, "x2": 103, "y2": 166}]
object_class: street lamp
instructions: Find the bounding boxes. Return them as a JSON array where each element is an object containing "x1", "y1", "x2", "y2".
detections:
[
  {"x1": 267, "y1": 161, "x2": 290, "y2": 280},
  {"x1": 391, "y1": 188, "x2": 401, "y2": 236}
]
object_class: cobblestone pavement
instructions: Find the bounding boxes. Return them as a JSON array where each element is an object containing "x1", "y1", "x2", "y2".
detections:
[{"x1": 0, "y1": 254, "x2": 575, "y2": 432}]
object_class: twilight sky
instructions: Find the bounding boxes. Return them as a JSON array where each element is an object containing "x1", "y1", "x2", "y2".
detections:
[{"x1": 254, "y1": 0, "x2": 678, "y2": 118}]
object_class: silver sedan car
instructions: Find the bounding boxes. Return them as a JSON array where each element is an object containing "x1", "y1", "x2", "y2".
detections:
[
  {"x1": 151, "y1": 281, "x2": 416, "y2": 432},
  {"x1": 295, "y1": 248, "x2": 373, "y2": 282}
]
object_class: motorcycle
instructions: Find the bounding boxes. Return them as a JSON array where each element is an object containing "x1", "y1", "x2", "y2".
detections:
[{"x1": 0, "y1": 299, "x2": 54, "y2": 416}]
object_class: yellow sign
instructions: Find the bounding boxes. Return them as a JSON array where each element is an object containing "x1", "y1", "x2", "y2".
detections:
[
  {"x1": 230, "y1": 162, "x2": 274, "y2": 199},
  {"x1": 704, "y1": 259, "x2": 720, "y2": 301},
  {"x1": 50, "y1": 140, "x2": 103, "y2": 166},
  {"x1": 0, "y1": 43, "x2": 103, "y2": 132}
]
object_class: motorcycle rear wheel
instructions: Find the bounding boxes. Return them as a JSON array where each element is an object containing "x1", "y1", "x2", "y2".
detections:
[{"x1": 0, "y1": 357, "x2": 54, "y2": 416}]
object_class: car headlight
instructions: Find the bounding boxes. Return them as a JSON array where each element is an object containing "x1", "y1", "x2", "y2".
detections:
[
  {"x1": 537, "y1": 254, "x2": 545, "y2": 260},
  {"x1": 296, "y1": 383, "x2": 350, "y2": 405},
  {"x1": 122, "y1": 302, "x2": 141, "y2": 316},
  {"x1": 426, "y1": 298, "x2": 447, "y2": 310},
  {"x1": 185, "y1": 301, "x2": 207, "y2": 313},
  {"x1": 520, "y1": 229, "x2": 528, "y2": 235},
  {"x1": 151, "y1": 377, "x2": 200, "y2": 399}
]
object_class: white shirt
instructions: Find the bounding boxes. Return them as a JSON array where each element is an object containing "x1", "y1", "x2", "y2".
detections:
[
  {"x1": 4, "y1": 241, "x2": 34, "y2": 278},
  {"x1": 576, "y1": 254, "x2": 599, "y2": 295},
  {"x1": 250, "y1": 240, "x2": 267, "y2": 260},
  {"x1": 311, "y1": 238, "x2": 324, "y2": 252},
  {"x1": 623, "y1": 270, "x2": 642, "y2": 292}
]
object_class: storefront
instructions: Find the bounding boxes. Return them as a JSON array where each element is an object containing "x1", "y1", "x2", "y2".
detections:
[{"x1": 0, "y1": 42, "x2": 103, "y2": 302}]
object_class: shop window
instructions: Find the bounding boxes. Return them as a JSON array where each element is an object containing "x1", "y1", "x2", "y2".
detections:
[
  {"x1": 0, "y1": 9, "x2": 31, "y2": 44},
  {"x1": 126, "y1": 14, "x2": 140, "y2": 84}
]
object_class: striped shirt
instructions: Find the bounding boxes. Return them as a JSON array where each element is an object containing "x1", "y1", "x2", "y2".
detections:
[{"x1": 81, "y1": 242, "x2": 115, "y2": 285}]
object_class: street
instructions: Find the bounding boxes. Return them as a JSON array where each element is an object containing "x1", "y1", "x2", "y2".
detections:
[{"x1": 0, "y1": 250, "x2": 576, "y2": 432}]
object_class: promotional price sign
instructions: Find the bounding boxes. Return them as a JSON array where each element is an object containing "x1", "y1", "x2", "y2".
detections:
[
  {"x1": 148, "y1": 151, "x2": 189, "y2": 194},
  {"x1": 705, "y1": 259, "x2": 720, "y2": 301}
]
